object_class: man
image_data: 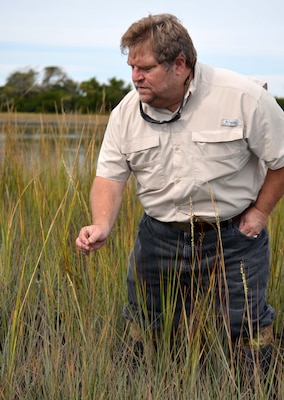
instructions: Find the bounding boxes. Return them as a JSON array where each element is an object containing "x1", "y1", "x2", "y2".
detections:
[{"x1": 76, "y1": 13, "x2": 284, "y2": 371}]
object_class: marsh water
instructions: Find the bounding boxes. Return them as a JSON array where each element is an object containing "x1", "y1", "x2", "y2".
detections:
[{"x1": 0, "y1": 115, "x2": 108, "y2": 169}]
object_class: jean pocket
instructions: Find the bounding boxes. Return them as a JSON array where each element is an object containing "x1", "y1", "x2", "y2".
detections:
[{"x1": 233, "y1": 224, "x2": 263, "y2": 241}]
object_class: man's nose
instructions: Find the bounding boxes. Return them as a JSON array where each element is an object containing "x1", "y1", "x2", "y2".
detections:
[{"x1": 132, "y1": 67, "x2": 144, "y2": 82}]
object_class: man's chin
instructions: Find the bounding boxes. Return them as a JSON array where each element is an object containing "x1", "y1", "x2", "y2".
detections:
[{"x1": 139, "y1": 96, "x2": 153, "y2": 105}]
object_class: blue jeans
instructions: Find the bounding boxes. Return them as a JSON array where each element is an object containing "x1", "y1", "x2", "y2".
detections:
[{"x1": 124, "y1": 213, "x2": 275, "y2": 339}]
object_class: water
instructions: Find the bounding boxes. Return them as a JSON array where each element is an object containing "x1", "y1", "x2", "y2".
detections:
[{"x1": 0, "y1": 118, "x2": 107, "y2": 169}]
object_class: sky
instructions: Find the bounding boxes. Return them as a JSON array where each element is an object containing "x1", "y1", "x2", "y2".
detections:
[{"x1": 1, "y1": 0, "x2": 284, "y2": 97}]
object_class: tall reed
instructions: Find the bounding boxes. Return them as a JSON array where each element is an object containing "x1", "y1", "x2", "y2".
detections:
[{"x1": 0, "y1": 112, "x2": 283, "y2": 399}]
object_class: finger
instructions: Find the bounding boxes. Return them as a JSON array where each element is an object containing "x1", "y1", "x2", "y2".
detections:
[
  {"x1": 78, "y1": 227, "x2": 93, "y2": 245},
  {"x1": 76, "y1": 237, "x2": 89, "y2": 252}
]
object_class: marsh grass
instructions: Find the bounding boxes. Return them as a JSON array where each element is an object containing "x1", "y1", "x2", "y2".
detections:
[{"x1": 0, "y1": 112, "x2": 283, "y2": 399}]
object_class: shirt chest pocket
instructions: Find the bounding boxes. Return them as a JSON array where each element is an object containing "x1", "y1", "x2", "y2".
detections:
[
  {"x1": 121, "y1": 135, "x2": 166, "y2": 190},
  {"x1": 192, "y1": 128, "x2": 248, "y2": 182},
  {"x1": 192, "y1": 128, "x2": 245, "y2": 158}
]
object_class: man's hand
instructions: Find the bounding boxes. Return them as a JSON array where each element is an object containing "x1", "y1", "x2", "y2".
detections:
[
  {"x1": 76, "y1": 177, "x2": 126, "y2": 255},
  {"x1": 76, "y1": 224, "x2": 109, "y2": 255},
  {"x1": 238, "y1": 206, "x2": 268, "y2": 238},
  {"x1": 238, "y1": 167, "x2": 284, "y2": 237}
]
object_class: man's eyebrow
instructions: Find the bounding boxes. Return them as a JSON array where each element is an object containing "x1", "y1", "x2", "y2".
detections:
[{"x1": 127, "y1": 62, "x2": 158, "y2": 69}]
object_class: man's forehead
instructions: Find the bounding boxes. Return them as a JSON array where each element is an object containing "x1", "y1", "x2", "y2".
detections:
[
  {"x1": 128, "y1": 40, "x2": 154, "y2": 57},
  {"x1": 128, "y1": 44, "x2": 157, "y2": 65},
  {"x1": 128, "y1": 54, "x2": 156, "y2": 64}
]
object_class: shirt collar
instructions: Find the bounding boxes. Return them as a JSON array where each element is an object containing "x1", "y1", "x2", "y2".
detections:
[{"x1": 187, "y1": 61, "x2": 201, "y2": 97}]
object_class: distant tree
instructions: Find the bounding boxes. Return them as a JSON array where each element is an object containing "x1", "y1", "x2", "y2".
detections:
[
  {"x1": 79, "y1": 78, "x2": 104, "y2": 113},
  {"x1": 42, "y1": 66, "x2": 69, "y2": 89},
  {"x1": 276, "y1": 97, "x2": 284, "y2": 111},
  {"x1": 80, "y1": 77, "x2": 101, "y2": 95},
  {"x1": 4, "y1": 68, "x2": 38, "y2": 95},
  {"x1": 39, "y1": 67, "x2": 79, "y2": 113},
  {"x1": 0, "y1": 65, "x2": 132, "y2": 113},
  {"x1": 0, "y1": 69, "x2": 39, "y2": 110},
  {"x1": 103, "y1": 77, "x2": 132, "y2": 111}
]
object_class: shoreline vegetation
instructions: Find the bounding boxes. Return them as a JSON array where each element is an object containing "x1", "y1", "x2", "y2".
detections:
[{"x1": 0, "y1": 112, "x2": 283, "y2": 398}]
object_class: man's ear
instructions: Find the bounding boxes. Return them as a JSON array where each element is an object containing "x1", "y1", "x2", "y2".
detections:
[{"x1": 174, "y1": 55, "x2": 187, "y2": 75}]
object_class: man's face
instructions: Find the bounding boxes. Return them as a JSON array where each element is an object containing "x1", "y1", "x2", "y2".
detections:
[{"x1": 127, "y1": 43, "x2": 182, "y2": 111}]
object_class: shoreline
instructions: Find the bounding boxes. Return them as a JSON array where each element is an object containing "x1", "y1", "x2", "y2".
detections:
[{"x1": 0, "y1": 112, "x2": 109, "y2": 126}]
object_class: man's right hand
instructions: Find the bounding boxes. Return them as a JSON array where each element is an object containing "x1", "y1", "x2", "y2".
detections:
[
  {"x1": 75, "y1": 224, "x2": 109, "y2": 255},
  {"x1": 76, "y1": 176, "x2": 126, "y2": 255}
]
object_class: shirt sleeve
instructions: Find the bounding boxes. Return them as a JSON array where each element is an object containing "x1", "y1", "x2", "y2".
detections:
[
  {"x1": 246, "y1": 89, "x2": 284, "y2": 170},
  {"x1": 96, "y1": 106, "x2": 131, "y2": 182}
]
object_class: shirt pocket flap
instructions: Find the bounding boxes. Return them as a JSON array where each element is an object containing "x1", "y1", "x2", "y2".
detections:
[
  {"x1": 192, "y1": 128, "x2": 243, "y2": 143},
  {"x1": 121, "y1": 135, "x2": 160, "y2": 153}
]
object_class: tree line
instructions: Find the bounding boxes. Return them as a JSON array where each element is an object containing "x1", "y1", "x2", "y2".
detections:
[
  {"x1": 0, "y1": 66, "x2": 132, "y2": 114},
  {"x1": 0, "y1": 66, "x2": 283, "y2": 114}
]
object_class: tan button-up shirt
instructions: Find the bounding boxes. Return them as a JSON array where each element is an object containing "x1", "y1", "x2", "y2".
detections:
[{"x1": 96, "y1": 62, "x2": 284, "y2": 222}]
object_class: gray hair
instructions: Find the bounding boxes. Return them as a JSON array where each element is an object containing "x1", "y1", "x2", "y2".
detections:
[{"x1": 120, "y1": 14, "x2": 197, "y2": 70}]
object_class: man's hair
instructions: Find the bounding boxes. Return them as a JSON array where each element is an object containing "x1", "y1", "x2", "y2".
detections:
[{"x1": 120, "y1": 14, "x2": 197, "y2": 70}]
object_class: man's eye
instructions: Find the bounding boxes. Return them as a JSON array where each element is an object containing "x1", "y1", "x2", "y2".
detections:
[{"x1": 144, "y1": 65, "x2": 156, "y2": 72}]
